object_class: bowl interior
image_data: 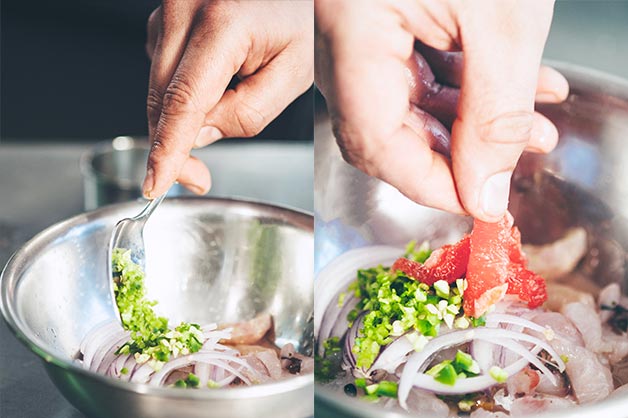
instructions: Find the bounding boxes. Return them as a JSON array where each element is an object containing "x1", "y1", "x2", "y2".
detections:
[
  {"x1": 3, "y1": 198, "x2": 314, "y2": 368},
  {"x1": 314, "y1": 63, "x2": 628, "y2": 417}
]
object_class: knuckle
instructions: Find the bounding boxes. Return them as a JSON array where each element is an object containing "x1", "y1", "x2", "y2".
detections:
[
  {"x1": 479, "y1": 111, "x2": 534, "y2": 146},
  {"x1": 148, "y1": 134, "x2": 187, "y2": 166},
  {"x1": 233, "y1": 101, "x2": 267, "y2": 137},
  {"x1": 161, "y1": 76, "x2": 198, "y2": 116},
  {"x1": 332, "y1": 122, "x2": 381, "y2": 177},
  {"x1": 146, "y1": 87, "x2": 164, "y2": 125}
]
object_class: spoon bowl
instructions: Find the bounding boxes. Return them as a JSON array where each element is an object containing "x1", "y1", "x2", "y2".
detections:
[{"x1": 108, "y1": 194, "x2": 166, "y2": 323}]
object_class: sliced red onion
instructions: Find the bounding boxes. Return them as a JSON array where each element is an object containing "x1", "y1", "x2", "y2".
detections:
[
  {"x1": 492, "y1": 339, "x2": 556, "y2": 385},
  {"x1": 369, "y1": 332, "x2": 416, "y2": 374},
  {"x1": 398, "y1": 328, "x2": 565, "y2": 409},
  {"x1": 95, "y1": 335, "x2": 130, "y2": 374},
  {"x1": 150, "y1": 354, "x2": 255, "y2": 386},
  {"x1": 343, "y1": 312, "x2": 365, "y2": 370},
  {"x1": 486, "y1": 313, "x2": 553, "y2": 335},
  {"x1": 119, "y1": 355, "x2": 138, "y2": 382},
  {"x1": 471, "y1": 339, "x2": 497, "y2": 373},
  {"x1": 78, "y1": 320, "x2": 268, "y2": 388},
  {"x1": 130, "y1": 362, "x2": 156, "y2": 384},
  {"x1": 215, "y1": 373, "x2": 238, "y2": 387},
  {"x1": 195, "y1": 362, "x2": 212, "y2": 388},
  {"x1": 82, "y1": 323, "x2": 127, "y2": 369},
  {"x1": 319, "y1": 294, "x2": 357, "y2": 354},
  {"x1": 315, "y1": 246, "x2": 403, "y2": 346},
  {"x1": 410, "y1": 356, "x2": 530, "y2": 395}
]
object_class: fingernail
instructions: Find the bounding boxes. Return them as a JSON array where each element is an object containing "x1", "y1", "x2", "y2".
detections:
[
  {"x1": 193, "y1": 126, "x2": 223, "y2": 148},
  {"x1": 181, "y1": 182, "x2": 207, "y2": 195},
  {"x1": 142, "y1": 167, "x2": 155, "y2": 198},
  {"x1": 535, "y1": 91, "x2": 561, "y2": 103},
  {"x1": 480, "y1": 171, "x2": 512, "y2": 219},
  {"x1": 529, "y1": 117, "x2": 557, "y2": 153}
]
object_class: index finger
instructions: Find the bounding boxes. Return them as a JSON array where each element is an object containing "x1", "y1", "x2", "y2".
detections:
[{"x1": 143, "y1": 8, "x2": 247, "y2": 198}]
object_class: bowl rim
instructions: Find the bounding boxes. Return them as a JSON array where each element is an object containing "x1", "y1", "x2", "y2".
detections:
[
  {"x1": 314, "y1": 61, "x2": 628, "y2": 417},
  {"x1": 0, "y1": 196, "x2": 314, "y2": 400}
]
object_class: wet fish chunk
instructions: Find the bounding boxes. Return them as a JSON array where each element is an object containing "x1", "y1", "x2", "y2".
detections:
[
  {"x1": 220, "y1": 313, "x2": 273, "y2": 345},
  {"x1": 509, "y1": 395, "x2": 576, "y2": 416},
  {"x1": 523, "y1": 227, "x2": 587, "y2": 280}
]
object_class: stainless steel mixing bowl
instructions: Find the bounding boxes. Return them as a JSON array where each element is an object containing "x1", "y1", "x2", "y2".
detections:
[
  {"x1": 314, "y1": 62, "x2": 628, "y2": 417},
  {"x1": 1, "y1": 197, "x2": 314, "y2": 418}
]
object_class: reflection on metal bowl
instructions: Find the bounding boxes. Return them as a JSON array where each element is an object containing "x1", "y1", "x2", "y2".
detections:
[
  {"x1": 314, "y1": 62, "x2": 628, "y2": 417},
  {"x1": 1, "y1": 197, "x2": 313, "y2": 418}
]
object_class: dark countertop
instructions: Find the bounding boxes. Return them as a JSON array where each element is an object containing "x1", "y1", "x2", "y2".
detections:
[{"x1": 0, "y1": 140, "x2": 313, "y2": 418}]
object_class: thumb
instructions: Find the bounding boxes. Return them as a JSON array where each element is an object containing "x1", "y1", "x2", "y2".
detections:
[{"x1": 451, "y1": 1, "x2": 555, "y2": 222}]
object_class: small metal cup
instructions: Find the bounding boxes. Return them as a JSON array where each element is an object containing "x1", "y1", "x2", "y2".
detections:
[{"x1": 80, "y1": 136, "x2": 183, "y2": 210}]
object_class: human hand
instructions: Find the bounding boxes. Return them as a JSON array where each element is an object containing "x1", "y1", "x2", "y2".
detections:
[
  {"x1": 143, "y1": 0, "x2": 313, "y2": 198},
  {"x1": 315, "y1": 0, "x2": 569, "y2": 221}
]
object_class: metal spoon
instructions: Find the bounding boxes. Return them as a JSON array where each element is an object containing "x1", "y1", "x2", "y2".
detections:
[{"x1": 107, "y1": 193, "x2": 166, "y2": 323}]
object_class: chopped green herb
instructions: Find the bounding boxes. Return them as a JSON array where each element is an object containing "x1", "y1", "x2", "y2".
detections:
[
  {"x1": 489, "y1": 366, "x2": 508, "y2": 383},
  {"x1": 112, "y1": 248, "x2": 204, "y2": 366},
  {"x1": 375, "y1": 381, "x2": 398, "y2": 398},
  {"x1": 404, "y1": 241, "x2": 432, "y2": 263},
  {"x1": 207, "y1": 380, "x2": 220, "y2": 388},
  {"x1": 471, "y1": 315, "x2": 487, "y2": 327},
  {"x1": 337, "y1": 292, "x2": 347, "y2": 308},
  {"x1": 455, "y1": 350, "x2": 480, "y2": 375},
  {"x1": 186, "y1": 373, "x2": 200, "y2": 388},
  {"x1": 120, "y1": 367, "x2": 128, "y2": 375},
  {"x1": 362, "y1": 393, "x2": 380, "y2": 402},
  {"x1": 172, "y1": 373, "x2": 201, "y2": 389},
  {"x1": 347, "y1": 245, "x2": 476, "y2": 370},
  {"x1": 354, "y1": 377, "x2": 367, "y2": 389},
  {"x1": 425, "y1": 351, "x2": 480, "y2": 386},
  {"x1": 315, "y1": 336, "x2": 343, "y2": 382}
]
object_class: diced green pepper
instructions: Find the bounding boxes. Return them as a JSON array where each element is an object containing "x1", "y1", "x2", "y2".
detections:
[
  {"x1": 375, "y1": 381, "x2": 398, "y2": 398},
  {"x1": 426, "y1": 361, "x2": 458, "y2": 386}
]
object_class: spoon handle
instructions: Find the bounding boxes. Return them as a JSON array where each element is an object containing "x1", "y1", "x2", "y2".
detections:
[{"x1": 134, "y1": 192, "x2": 167, "y2": 222}]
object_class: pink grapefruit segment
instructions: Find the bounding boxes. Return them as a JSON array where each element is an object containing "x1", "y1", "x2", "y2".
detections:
[
  {"x1": 392, "y1": 212, "x2": 547, "y2": 317},
  {"x1": 464, "y1": 212, "x2": 547, "y2": 317},
  {"x1": 391, "y1": 235, "x2": 470, "y2": 286}
]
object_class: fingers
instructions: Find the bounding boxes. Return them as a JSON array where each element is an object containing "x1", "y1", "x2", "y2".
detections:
[
  {"x1": 535, "y1": 66, "x2": 570, "y2": 103},
  {"x1": 414, "y1": 43, "x2": 569, "y2": 105},
  {"x1": 527, "y1": 112, "x2": 558, "y2": 153},
  {"x1": 145, "y1": 7, "x2": 161, "y2": 58},
  {"x1": 144, "y1": 5, "x2": 247, "y2": 198},
  {"x1": 146, "y1": 2, "x2": 195, "y2": 143},
  {"x1": 406, "y1": 51, "x2": 459, "y2": 129},
  {"x1": 194, "y1": 46, "x2": 313, "y2": 147},
  {"x1": 405, "y1": 106, "x2": 452, "y2": 157},
  {"x1": 373, "y1": 125, "x2": 466, "y2": 215},
  {"x1": 451, "y1": 0, "x2": 556, "y2": 222},
  {"x1": 316, "y1": 0, "x2": 466, "y2": 214},
  {"x1": 177, "y1": 155, "x2": 212, "y2": 194}
]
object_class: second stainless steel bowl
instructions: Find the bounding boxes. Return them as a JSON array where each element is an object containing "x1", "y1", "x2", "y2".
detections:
[{"x1": 1, "y1": 197, "x2": 314, "y2": 418}]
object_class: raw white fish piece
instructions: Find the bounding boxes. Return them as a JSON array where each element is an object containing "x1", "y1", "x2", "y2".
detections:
[{"x1": 522, "y1": 227, "x2": 587, "y2": 280}]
